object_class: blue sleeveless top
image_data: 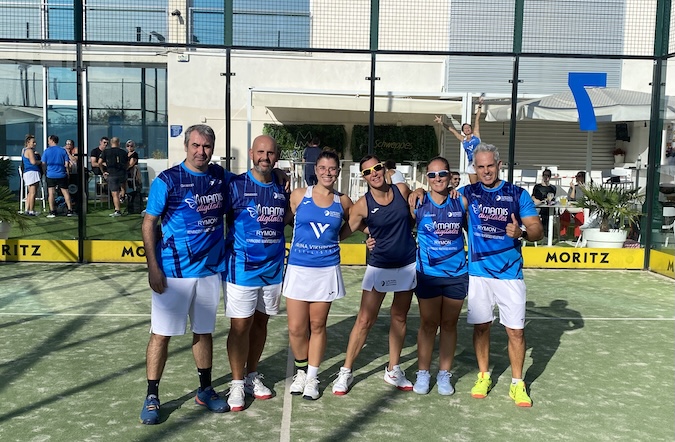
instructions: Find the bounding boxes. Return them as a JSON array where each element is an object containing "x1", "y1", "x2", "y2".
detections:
[
  {"x1": 22, "y1": 148, "x2": 40, "y2": 173},
  {"x1": 462, "y1": 136, "x2": 481, "y2": 162},
  {"x1": 365, "y1": 184, "x2": 416, "y2": 268},
  {"x1": 288, "y1": 186, "x2": 343, "y2": 267},
  {"x1": 415, "y1": 193, "x2": 467, "y2": 277}
]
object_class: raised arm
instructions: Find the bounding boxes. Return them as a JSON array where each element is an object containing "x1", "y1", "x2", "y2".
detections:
[
  {"x1": 473, "y1": 101, "x2": 483, "y2": 139},
  {"x1": 434, "y1": 115, "x2": 464, "y2": 142}
]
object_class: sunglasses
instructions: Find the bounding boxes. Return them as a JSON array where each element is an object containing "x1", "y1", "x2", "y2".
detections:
[
  {"x1": 361, "y1": 162, "x2": 384, "y2": 177},
  {"x1": 426, "y1": 170, "x2": 450, "y2": 179}
]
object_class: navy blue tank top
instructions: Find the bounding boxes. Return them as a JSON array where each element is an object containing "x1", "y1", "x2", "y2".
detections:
[{"x1": 365, "y1": 184, "x2": 416, "y2": 268}]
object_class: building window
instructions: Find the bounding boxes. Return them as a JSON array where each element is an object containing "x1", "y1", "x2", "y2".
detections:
[{"x1": 191, "y1": 0, "x2": 310, "y2": 47}]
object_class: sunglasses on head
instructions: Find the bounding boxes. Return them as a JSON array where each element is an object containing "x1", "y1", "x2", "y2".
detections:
[
  {"x1": 361, "y1": 162, "x2": 384, "y2": 177},
  {"x1": 426, "y1": 170, "x2": 450, "y2": 179}
]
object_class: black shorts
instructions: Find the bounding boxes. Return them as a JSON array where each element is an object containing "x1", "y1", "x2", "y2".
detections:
[
  {"x1": 46, "y1": 177, "x2": 69, "y2": 189},
  {"x1": 415, "y1": 272, "x2": 468, "y2": 300},
  {"x1": 106, "y1": 173, "x2": 126, "y2": 192}
]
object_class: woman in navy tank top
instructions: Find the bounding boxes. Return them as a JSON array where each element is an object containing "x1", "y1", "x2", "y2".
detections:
[{"x1": 331, "y1": 155, "x2": 417, "y2": 395}]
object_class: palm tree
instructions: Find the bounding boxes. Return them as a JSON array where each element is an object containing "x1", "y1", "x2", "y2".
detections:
[{"x1": 578, "y1": 182, "x2": 644, "y2": 232}]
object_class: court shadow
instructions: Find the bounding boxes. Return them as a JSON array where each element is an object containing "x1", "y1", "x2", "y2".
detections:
[
  {"x1": 470, "y1": 300, "x2": 584, "y2": 388},
  {"x1": 523, "y1": 299, "x2": 584, "y2": 384}
]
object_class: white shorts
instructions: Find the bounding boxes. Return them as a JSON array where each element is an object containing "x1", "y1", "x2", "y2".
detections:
[
  {"x1": 224, "y1": 282, "x2": 281, "y2": 318},
  {"x1": 283, "y1": 264, "x2": 345, "y2": 302},
  {"x1": 466, "y1": 276, "x2": 526, "y2": 329},
  {"x1": 150, "y1": 274, "x2": 221, "y2": 336},
  {"x1": 361, "y1": 262, "x2": 417, "y2": 293},
  {"x1": 23, "y1": 170, "x2": 41, "y2": 186},
  {"x1": 466, "y1": 163, "x2": 476, "y2": 174}
]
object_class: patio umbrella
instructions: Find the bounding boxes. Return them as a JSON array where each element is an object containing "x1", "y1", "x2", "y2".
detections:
[
  {"x1": 485, "y1": 88, "x2": 675, "y2": 176},
  {"x1": 485, "y1": 88, "x2": 675, "y2": 123}
]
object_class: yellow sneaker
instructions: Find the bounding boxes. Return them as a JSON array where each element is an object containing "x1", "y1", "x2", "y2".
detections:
[
  {"x1": 509, "y1": 381, "x2": 532, "y2": 407},
  {"x1": 470, "y1": 373, "x2": 492, "y2": 399}
]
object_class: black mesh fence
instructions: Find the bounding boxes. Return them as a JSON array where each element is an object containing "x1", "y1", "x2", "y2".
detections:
[{"x1": 0, "y1": 0, "x2": 669, "y2": 57}]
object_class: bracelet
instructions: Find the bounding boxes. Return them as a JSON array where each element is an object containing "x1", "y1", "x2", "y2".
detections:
[{"x1": 520, "y1": 229, "x2": 528, "y2": 241}]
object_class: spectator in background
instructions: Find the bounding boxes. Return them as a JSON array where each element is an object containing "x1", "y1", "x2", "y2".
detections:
[
  {"x1": 531, "y1": 169, "x2": 557, "y2": 234},
  {"x1": 120, "y1": 139, "x2": 139, "y2": 202},
  {"x1": 302, "y1": 136, "x2": 322, "y2": 186},
  {"x1": 21, "y1": 134, "x2": 42, "y2": 216},
  {"x1": 64, "y1": 139, "x2": 77, "y2": 173},
  {"x1": 42, "y1": 134, "x2": 73, "y2": 218},
  {"x1": 449, "y1": 171, "x2": 461, "y2": 189},
  {"x1": 384, "y1": 160, "x2": 407, "y2": 186},
  {"x1": 90, "y1": 137, "x2": 108, "y2": 176},
  {"x1": 560, "y1": 171, "x2": 586, "y2": 239},
  {"x1": 101, "y1": 137, "x2": 128, "y2": 217}
]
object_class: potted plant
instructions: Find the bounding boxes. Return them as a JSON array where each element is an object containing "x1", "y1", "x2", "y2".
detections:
[
  {"x1": 613, "y1": 147, "x2": 626, "y2": 164},
  {"x1": 577, "y1": 182, "x2": 644, "y2": 248},
  {"x1": 0, "y1": 158, "x2": 28, "y2": 239}
]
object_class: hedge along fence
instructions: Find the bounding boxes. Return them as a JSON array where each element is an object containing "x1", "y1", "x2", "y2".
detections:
[
  {"x1": 350, "y1": 125, "x2": 438, "y2": 163},
  {"x1": 263, "y1": 124, "x2": 347, "y2": 160}
]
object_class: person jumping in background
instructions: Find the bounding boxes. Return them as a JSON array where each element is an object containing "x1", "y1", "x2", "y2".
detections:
[{"x1": 435, "y1": 94, "x2": 484, "y2": 185}]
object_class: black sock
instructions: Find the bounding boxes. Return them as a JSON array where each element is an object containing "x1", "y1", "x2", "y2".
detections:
[
  {"x1": 197, "y1": 367, "x2": 212, "y2": 390},
  {"x1": 295, "y1": 358, "x2": 308, "y2": 372},
  {"x1": 147, "y1": 380, "x2": 160, "y2": 398}
]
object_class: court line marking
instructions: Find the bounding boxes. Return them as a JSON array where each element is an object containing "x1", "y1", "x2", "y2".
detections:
[{"x1": 0, "y1": 312, "x2": 673, "y2": 321}]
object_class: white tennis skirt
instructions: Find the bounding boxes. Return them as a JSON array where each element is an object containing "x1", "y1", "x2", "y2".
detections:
[{"x1": 282, "y1": 263, "x2": 345, "y2": 302}]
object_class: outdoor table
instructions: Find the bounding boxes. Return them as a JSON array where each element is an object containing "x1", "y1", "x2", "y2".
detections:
[{"x1": 536, "y1": 201, "x2": 581, "y2": 246}]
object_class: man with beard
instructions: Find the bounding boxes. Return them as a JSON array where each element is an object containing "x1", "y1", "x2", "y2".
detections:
[{"x1": 223, "y1": 134, "x2": 290, "y2": 411}]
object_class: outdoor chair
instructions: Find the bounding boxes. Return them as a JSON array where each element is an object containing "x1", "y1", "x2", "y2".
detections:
[
  {"x1": 515, "y1": 169, "x2": 538, "y2": 192},
  {"x1": 18, "y1": 167, "x2": 46, "y2": 213},
  {"x1": 663, "y1": 206, "x2": 675, "y2": 247}
]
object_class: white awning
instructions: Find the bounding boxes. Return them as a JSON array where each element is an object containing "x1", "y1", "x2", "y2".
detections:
[{"x1": 252, "y1": 91, "x2": 462, "y2": 115}]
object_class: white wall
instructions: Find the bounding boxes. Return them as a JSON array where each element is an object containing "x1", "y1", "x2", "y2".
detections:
[{"x1": 167, "y1": 51, "x2": 447, "y2": 173}]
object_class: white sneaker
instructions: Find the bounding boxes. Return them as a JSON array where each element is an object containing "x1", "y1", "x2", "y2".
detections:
[
  {"x1": 436, "y1": 371, "x2": 455, "y2": 396},
  {"x1": 289, "y1": 370, "x2": 306, "y2": 395},
  {"x1": 244, "y1": 372, "x2": 272, "y2": 399},
  {"x1": 413, "y1": 370, "x2": 430, "y2": 395},
  {"x1": 302, "y1": 377, "x2": 320, "y2": 400},
  {"x1": 228, "y1": 382, "x2": 246, "y2": 412},
  {"x1": 332, "y1": 368, "x2": 353, "y2": 395},
  {"x1": 384, "y1": 365, "x2": 413, "y2": 391}
]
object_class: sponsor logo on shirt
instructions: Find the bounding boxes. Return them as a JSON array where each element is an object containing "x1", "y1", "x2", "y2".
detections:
[
  {"x1": 473, "y1": 203, "x2": 509, "y2": 222},
  {"x1": 324, "y1": 210, "x2": 341, "y2": 218},
  {"x1": 310, "y1": 222, "x2": 330, "y2": 239},
  {"x1": 184, "y1": 193, "x2": 224, "y2": 213},
  {"x1": 246, "y1": 204, "x2": 285, "y2": 223},
  {"x1": 496, "y1": 195, "x2": 514, "y2": 202},
  {"x1": 371, "y1": 208, "x2": 379, "y2": 214}
]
